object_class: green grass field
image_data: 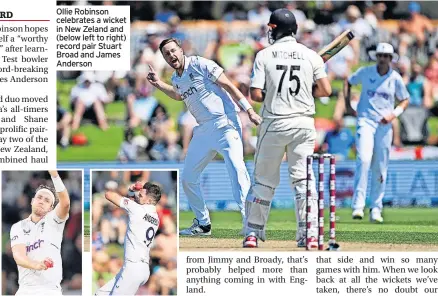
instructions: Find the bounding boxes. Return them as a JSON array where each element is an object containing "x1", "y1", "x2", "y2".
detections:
[{"x1": 180, "y1": 208, "x2": 438, "y2": 245}]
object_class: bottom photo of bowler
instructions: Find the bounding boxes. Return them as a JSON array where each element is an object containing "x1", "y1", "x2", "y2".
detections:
[
  {"x1": 91, "y1": 170, "x2": 178, "y2": 295},
  {"x1": 2, "y1": 170, "x2": 83, "y2": 295}
]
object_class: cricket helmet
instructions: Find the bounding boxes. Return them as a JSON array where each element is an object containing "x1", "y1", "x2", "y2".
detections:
[{"x1": 267, "y1": 8, "x2": 297, "y2": 44}]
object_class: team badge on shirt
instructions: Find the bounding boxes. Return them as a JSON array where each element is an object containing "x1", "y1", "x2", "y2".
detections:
[{"x1": 22, "y1": 221, "x2": 31, "y2": 235}]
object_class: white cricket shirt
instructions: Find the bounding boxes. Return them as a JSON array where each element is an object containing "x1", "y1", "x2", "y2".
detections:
[
  {"x1": 10, "y1": 210, "x2": 68, "y2": 288},
  {"x1": 348, "y1": 65, "x2": 410, "y2": 123},
  {"x1": 171, "y1": 56, "x2": 240, "y2": 125},
  {"x1": 251, "y1": 36, "x2": 327, "y2": 127},
  {"x1": 119, "y1": 198, "x2": 159, "y2": 263}
]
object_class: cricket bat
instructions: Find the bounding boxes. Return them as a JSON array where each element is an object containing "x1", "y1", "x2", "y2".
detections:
[{"x1": 318, "y1": 30, "x2": 355, "y2": 62}]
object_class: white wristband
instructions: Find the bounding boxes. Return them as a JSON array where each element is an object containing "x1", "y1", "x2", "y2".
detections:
[
  {"x1": 51, "y1": 175, "x2": 66, "y2": 193},
  {"x1": 392, "y1": 106, "x2": 404, "y2": 117},
  {"x1": 238, "y1": 98, "x2": 252, "y2": 112}
]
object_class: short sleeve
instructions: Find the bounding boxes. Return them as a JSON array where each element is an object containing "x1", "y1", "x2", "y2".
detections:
[
  {"x1": 46, "y1": 209, "x2": 69, "y2": 230},
  {"x1": 348, "y1": 67, "x2": 365, "y2": 85},
  {"x1": 395, "y1": 76, "x2": 410, "y2": 101},
  {"x1": 313, "y1": 54, "x2": 327, "y2": 81},
  {"x1": 250, "y1": 52, "x2": 265, "y2": 89},
  {"x1": 197, "y1": 56, "x2": 224, "y2": 82},
  {"x1": 10, "y1": 223, "x2": 25, "y2": 248}
]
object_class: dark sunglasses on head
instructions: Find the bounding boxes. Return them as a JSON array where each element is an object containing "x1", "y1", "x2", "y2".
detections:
[{"x1": 377, "y1": 53, "x2": 391, "y2": 58}]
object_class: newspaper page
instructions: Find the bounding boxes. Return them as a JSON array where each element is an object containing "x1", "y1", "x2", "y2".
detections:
[{"x1": 1, "y1": 1, "x2": 438, "y2": 296}]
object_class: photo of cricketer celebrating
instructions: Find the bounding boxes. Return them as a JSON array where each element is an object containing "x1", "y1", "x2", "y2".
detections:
[
  {"x1": 147, "y1": 38, "x2": 262, "y2": 236},
  {"x1": 9, "y1": 170, "x2": 71, "y2": 295}
]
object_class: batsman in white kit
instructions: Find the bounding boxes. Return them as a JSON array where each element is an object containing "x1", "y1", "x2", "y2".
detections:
[
  {"x1": 345, "y1": 42, "x2": 409, "y2": 222},
  {"x1": 243, "y1": 9, "x2": 332, "y2": 248},
  {"x1": 10, "y1": 170, "x2": 70, "y2": 295},
  {"x1": 147, "y1": 38, "x2": 262, "y2": 235},
  {"x1": 95, "y1": 182, "x2": 161, "y2": 295}
]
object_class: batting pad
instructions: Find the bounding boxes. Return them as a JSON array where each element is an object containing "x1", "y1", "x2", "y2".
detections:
[
  {"x1": 295, "y1": 179, "x2": 318, "y2": 240},
  {"x1": 243, "y1": 185, "x2": 275, "y2": 241}
]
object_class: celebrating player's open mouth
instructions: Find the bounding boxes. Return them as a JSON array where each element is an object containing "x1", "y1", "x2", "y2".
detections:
[
  {"x1": 170, "y1": 56, "x2": 180, "y2": 68},
  {"x1": 161, "y1": 42, "x2": 184, "y2": 71}
]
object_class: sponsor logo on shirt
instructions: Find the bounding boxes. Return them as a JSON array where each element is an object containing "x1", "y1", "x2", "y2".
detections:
[
  {"x1": 181, "y1": 86, "x2": 198, "y2": 100},
  {"x1": 189, "y1": 73, "x2": 195, "y2": 81},
  {"x1": 367, "y1": 90, "x2": 389, "y2": 100},
  {"x1": 12, "y1": 235, "x2": 18, "y2": 241},
  {"x1": 26, "y1": 239, "x2": 44, "y2": 253}
]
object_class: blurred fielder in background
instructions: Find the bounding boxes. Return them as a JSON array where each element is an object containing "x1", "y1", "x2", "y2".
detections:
[
  {"x1": 2, "y1": 170, "x2": 83, "y2": 295},
  {"x1": 147, "y1": 38, "x2": 262, "y2": 236},
  {"x1": 92, "y1": 171, "x2": 177, "y2": 295},
  {"x1": 345, "y1": 42, "x2": 410, "y2": 222},
  {"x1": 243, "y1": 9, "x2": 332, "y2": 248}
]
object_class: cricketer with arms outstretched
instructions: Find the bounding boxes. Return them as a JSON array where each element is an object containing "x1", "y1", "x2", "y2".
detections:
[{"x1": 147, "y1": 38, "x2": 262, "y2": 236}]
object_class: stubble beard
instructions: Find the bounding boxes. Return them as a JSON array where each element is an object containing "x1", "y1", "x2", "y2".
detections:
[{"x1": 32, "y1": 206, "x2": 47, "y2": 218}]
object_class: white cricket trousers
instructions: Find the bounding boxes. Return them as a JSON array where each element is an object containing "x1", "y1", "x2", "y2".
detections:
[
  {"x1": 245, "y1": 117, "x2": 318, "y2": 241},
  {"x1": 16, "y1": 285, "x2": 62, "y2": 295},
  {"x1": 352, "y1": 117, "x2": 392, "y2": 211},
  {"x1": 182, "y1": 112, "x2": 251, "y2": 225},
  {"x1": 95, "y1": 260, "x2": 150, "y2": 295}
]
